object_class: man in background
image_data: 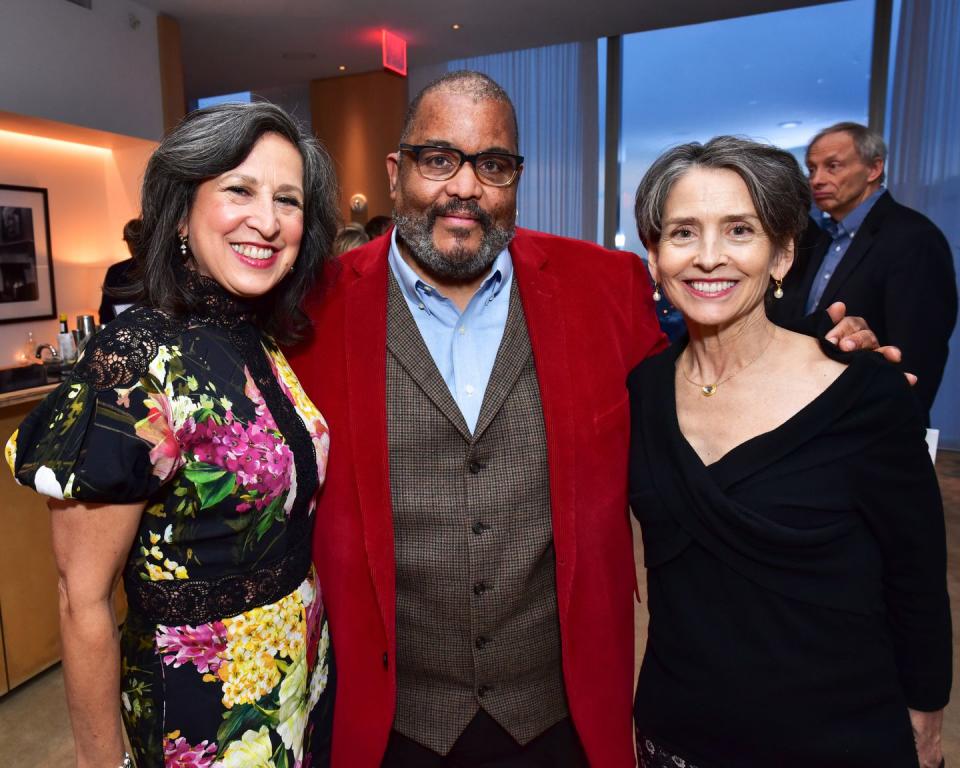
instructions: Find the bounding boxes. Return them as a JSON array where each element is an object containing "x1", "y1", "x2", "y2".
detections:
[
  {"x1": 364, "y1": 214, "x2": 393, "y2": 240},
  {"x1": 98, "y1": 218, "x2": 141, "y2": 324},
  {"x1": 769, "y1": 122, "x2": 957, "y2": 422}
]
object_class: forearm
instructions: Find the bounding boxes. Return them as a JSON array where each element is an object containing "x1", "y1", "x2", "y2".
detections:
[
  {"x1": 909, "y1": 707, "x2": 944, "y2": 768},
  {"x1": 59, "y1": 583, "x2": 125, "y2": 768}
]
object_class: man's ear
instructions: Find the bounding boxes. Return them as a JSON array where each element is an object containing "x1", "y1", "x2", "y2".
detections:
[
  {"x1": 386, "y1": 153, "x2": 400, "y2": 201},
  {"x1": 867, "y1": 158, "x2": 884, "y2": 185}
]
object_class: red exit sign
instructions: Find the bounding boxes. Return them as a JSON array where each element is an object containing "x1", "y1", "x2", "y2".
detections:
[{"x1": 382, "y1": 29, "x2": 407, "y2": 76}]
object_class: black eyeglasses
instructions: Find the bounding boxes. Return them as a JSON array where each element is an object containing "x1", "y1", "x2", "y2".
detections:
[{"x1": 399, "y1": 143, "x2": 524, "y2": 187}]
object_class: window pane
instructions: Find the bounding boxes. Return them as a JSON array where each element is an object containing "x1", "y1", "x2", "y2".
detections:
[
  {"x1": 618, "y1": 0, "x2": 875, "y2": 255},
  {"x1": 196, "y1": 91, "x2": 252, "y2": 109}
]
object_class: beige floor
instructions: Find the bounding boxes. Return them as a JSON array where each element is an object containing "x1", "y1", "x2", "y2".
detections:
[{"x1": 3, "y1": 452, "x2": 960, "y2": 765}]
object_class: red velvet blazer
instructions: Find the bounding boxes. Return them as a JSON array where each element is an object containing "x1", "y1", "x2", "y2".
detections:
[{"x1": 287, "y1": 228, "x2": 666, "y2": 767}]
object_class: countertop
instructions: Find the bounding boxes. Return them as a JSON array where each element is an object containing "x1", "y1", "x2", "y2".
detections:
[{"x1": 0, "y1": 383, "x2": 57, "y2": 410}]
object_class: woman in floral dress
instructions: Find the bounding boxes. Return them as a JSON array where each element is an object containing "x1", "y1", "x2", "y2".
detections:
[{"x1": 6, "y1": 103, "x2": 339, "y2": 768}]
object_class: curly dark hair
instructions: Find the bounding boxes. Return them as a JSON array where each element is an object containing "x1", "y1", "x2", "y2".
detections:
[{"x1": 130, "y1": 101, "x2": 339, "y2": 344}]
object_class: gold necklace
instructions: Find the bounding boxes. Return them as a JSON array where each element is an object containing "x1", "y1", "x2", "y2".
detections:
[{"x1": 680, "y1": 327, "x2": 776, "y2": 397}]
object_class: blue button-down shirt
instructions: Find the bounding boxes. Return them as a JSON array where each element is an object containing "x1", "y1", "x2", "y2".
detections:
[
  {"x1": 388, "y1": 230, "x2": 513, "y2": 433},
  {"x1": 805, "y1": 188, "x2": 884, "y2": 313}
]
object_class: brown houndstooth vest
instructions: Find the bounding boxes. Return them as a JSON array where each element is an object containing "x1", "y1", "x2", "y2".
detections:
[{"x1": 386, "y1": 270, "x2": 568, "y2": 755}]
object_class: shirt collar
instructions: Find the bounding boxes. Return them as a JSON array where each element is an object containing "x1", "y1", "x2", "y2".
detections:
[
  {"x1": 822, "y1": 187, "x2": 884, "y2": 238},
  {"x1": 387, "y1": 227, "x2": 513, "y2": 309}
]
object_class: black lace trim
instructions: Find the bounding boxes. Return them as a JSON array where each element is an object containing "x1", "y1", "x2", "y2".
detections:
[
  {"x1": 182, "y1": 269, "x2": 257, "y2": 328},
  {"x1": 636, "y1": 733, "x2": 703, "y2": 768},
  {"x1": 72, "y1": 306, "x2": 183, "y2": 391},
  {"x1": 125, "y1": 537, "x2": 312, "y2": 626},
  {"x1": 73, "y1": 270, "x2": 256, "y2": 392}
]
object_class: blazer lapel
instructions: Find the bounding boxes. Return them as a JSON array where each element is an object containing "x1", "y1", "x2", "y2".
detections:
[
  {"x1": 796, "y1": 224, "x2": 830, "y2": 311},
  {"x1": 512, "y1": 231, "x2": 577, "y2": 624},
  {"x1": 344, "y1": 244, "x2": 396, "y2": 641},
  {"x1": 385, "y1": 271, "x2": 471, "y2": 440},
  {"x1": 816, "y1": 192, "x2": 892, "y2": 311},
  {"x1": 472, "y1": 280, "x2": 530, "y2": 441}
]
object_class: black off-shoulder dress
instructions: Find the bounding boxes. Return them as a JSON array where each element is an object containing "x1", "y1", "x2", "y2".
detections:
[{"x1": 627, "y1": 342, "x2": 951, "y2": 768}]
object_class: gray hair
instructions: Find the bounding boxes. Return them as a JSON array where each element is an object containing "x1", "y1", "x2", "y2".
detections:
[
  {"x1": 333, "y1": 222, "x2": 370, "y2": 256},
  {"x1": 400, "y1": 70, "x2": 520, "y2": 150},
  {"x1": 807, "y1": 121, "x2": 887, "y2": 184},
  {"x1": 134, "y1": 101, "x2": 339, "y2": 344},
  {"x1": 634, "y1": 135, "x2": 811, "y2": 251}
]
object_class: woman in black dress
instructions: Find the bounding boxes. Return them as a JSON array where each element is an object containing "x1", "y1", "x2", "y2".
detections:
[
  {"x1": 7, "y1": 103, "x2": 338, "y2": 767},
  {"x1": 628, "y1": 136, "x2": 950, "y2": 768}
]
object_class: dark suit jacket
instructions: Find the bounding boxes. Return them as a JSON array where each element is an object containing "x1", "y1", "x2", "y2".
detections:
[
  {"x1": 98, "y1": 258, "x2": 136, "y2": 324},
  {"x1": 769, "y1": 192, "x2": 957, "y2": 422},
  {"x1": 286, "y1": 228, "x2": 666, "y2": 767}
]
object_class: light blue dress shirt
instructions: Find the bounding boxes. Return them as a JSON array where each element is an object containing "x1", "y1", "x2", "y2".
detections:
[
  {"x1": 805, "y1": 188, "x2": 884, "y2": 313},
  {"x1": 387, "y1": 230, "x2": 513, "y2": 433}
]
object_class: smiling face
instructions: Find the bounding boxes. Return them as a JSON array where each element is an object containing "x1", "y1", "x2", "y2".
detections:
[
  {"x1": 648, "y1": 167, "x2": 793, "y2": 331},
  {"x1": 386, "y1": 89, "x2": 520, "y2": 283},
  {"x1": 184, "y1": 132, "x2": 304, "y2": 299},
  {"x1": 806, "y1": 130, "x2": 883, "y2": 220}
]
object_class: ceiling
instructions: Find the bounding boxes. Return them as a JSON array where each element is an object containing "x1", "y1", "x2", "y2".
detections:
[{"x1": 135, "y1": 0, "x2": 831, "y2": 101}]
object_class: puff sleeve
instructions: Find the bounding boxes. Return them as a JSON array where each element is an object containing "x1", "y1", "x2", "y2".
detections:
[{"x1": 5, "y1": 312, "x2": 183, "y2": 503}]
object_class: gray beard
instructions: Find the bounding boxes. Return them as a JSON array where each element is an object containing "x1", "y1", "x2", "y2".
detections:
[{"x1": 393, "y1": 203, "x2": 514, "y2": 283}]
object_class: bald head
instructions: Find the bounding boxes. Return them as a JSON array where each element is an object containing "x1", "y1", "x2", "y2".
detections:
[{"x1": 401, "y1": 70, "x2": 520, "y2": 149}]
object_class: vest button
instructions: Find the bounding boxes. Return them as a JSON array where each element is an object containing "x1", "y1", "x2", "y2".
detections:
[
  {"x1": 382, "y1": 652, "x2": 388, "y2": 669},
  {"x1": 475, "y1": 635, "x2": 488, "y2": 649},
  {"x1": 477, "y1": 685, "x2": 491, "y2": 698},
  {"x1": 471, "y1": 521, "x2": 488, "y2": 535},
  {"x1": 473, "y1": 581, "x2": 487, "y2": 596},
  {"x1": 468, "y1": 460, "x2": 485, "y2": 474}
]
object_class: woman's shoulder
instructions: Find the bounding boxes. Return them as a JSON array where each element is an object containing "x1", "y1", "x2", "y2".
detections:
[
  {"x1": 779, "y1": 329, "x2": 848, "y2": 382},
  {"x1": 817, "y1": 348, "x2": 922, "y2": 445},
  {"x1": 788, "y1": 327, "x2": 913, "y2": 405},
  {"x1": 72, "y1": 305, "x2": 187, "y2": 391}
]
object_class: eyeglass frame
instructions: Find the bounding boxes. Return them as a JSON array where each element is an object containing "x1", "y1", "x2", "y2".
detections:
[{"x1": 398, "y1": 143, "x2": 525, "y2": 187}]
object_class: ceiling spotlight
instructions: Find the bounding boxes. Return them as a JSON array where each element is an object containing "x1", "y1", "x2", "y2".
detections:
[
  {"x1": 338, "y1": 65, "x2": 347, "y2": 71},
  {"x1": 779, "y1": 120, "x2": 802, "y2": 128},
  {"x1": 451, "y1": 23, "x2": 461, "y2": 30}
]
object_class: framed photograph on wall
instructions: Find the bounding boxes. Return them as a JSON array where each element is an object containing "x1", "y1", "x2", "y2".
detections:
[{"x1": 0, "y1": 184, "x2": 56, "y2": 324}]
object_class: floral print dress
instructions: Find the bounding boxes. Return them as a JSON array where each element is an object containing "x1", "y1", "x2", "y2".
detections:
[{"x1": 6, "y1": 281, "x2": 334, "y2": 768}]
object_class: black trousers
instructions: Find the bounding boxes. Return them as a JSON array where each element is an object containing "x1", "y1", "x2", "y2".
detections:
[{"x1": 381, "y1": 710, "x2": 587, "y2": 768}]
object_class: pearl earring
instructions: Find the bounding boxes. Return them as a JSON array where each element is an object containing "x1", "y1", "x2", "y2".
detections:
[
  {"x1": 179, "y1": 235, "x2": 188, "y2": 256},
  {"x1": 652, "y1": 282, "x2": 661, "y2": 301},
  {"x1": 773, "y1": 277, "x2": 784, "y2": 299}
]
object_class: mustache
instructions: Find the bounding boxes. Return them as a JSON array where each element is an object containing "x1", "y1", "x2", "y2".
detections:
[{"x1": 427, "y1": 199, "x2": 492, "y2": 229}]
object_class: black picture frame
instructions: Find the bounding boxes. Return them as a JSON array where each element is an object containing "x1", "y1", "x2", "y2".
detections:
[{"x1": 0, "y1": 184, "x2": 56, "y2": 324}]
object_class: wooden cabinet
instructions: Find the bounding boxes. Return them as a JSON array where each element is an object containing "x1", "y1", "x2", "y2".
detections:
[
  {"x1": 0, "y1": 611, "x2": 8, "y2": 695},
  {"x1": 0, "y1": 392, "x2": 62, "y2": 692},
  {"x1": 0, "y1": 385, "x2": 127, "y2": 695}
]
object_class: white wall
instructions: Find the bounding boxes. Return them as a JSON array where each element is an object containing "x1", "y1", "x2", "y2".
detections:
[
  {"x1": 0, "y1": 0, "x2": 163, "y2": 140},
  {"x1": 0, "y1": 128, "x2": 155, "y2": 367},
  {"x1": 255, "y1": 83, "x2": 314, "y2": 134}
]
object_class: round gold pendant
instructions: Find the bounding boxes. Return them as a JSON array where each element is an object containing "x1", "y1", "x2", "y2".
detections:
[{"x1": 701, "y1": 384, "x2": 717, "y2": 397}]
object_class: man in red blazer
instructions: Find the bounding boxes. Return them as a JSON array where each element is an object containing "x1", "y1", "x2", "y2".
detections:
[
  {"x1": 289, "y1": 70, "x2": 663, "y2": 767},
  {"x1": 288, "y1": 72, "x2": 880, "y2": 767}
]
